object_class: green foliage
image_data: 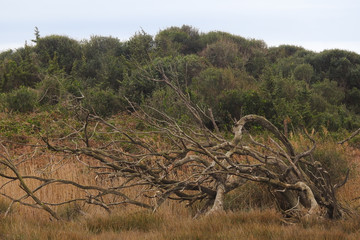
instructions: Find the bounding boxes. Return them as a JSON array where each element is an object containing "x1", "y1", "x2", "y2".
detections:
[
  {"x1": 36, "y1": 76, "x2": 62, "y2": 105},
  {"x1": 240, "y1": 90, "x2": 275, "y2": 119},
  {"x1": 0, "y1": 113, "x2": 41, "y2": 139},
  {"x1": 0, "y1": 93, "x2": 5, "y2": 111},
  {"x1": 345, "y1": 87, "x2": 360, "y2": 114},
  {"x1": 84, "y1": 35, "x2": 124, "y2": 56},
  {"x1": 35, "y1": 35, "x2": 81, "y2": 74},
  {"x1": 155, "y1": 25, "x2": 202, "y2": 56},
  {"x1": 61, "y1": 77, "x2": 83, "y2": 98},
  {"x1": 309, "y1": 49, "x2": 360, "y2": 87},
  {"x1": 311, "y1": 141, "x2": 349, "y2": 183},
  {"x1": 0, "y1": 26, "x2": 360, "y2": 131},
  {"x1": 120, "y1": 66, "x2": 157, "y2": 104},
  {"x1": 268, "y1": 45, "x2": 305, "y2": 61},
  {"x1": 5, "y1": 86, "x2": 38, "y2": 112},
  {"x1": 201, "y1": 38, "x2": 241, "y2": 68},
  {"x1": 246, "y1": 51, "x2": 268, "y2": 78},
  {"x1": 0, "y1": 46, "x2": 41, "y2": 92},
  {"x1": 193, "y1": 67, "x2": 238, "y2": 105},
  {"x1": 199, "y1": 31, "x2": 267, "y2": 69},
  {"x1": 0, "y1": 49, "x2": 13, "y2": 61},
  {"x1": 200, "y1": 31, "x2": 266, "y2": 53},
  {"x1": 32, "y1": 26, "x2": 40, "y2": 43},
  {"x1": 152, "y1": 54, "x2": 208, "y2": 88},
  {"x1": 312, "y1": 79, "x2": 345, "y2": 105},
  {"x1": 294, "y1": 63, "x2": 314, "y2": 83},
  {"x1": 145, "y1": 86, "x2": 193, "y2": 124},
  {"x1": 126, "y1": 30, "x2": 155, "y2": 62},
  {"x1": 218, "y1": 88, "x2": 275, "y2": 125},
  {"x1": 218, "y1": 89, "x2": 244, "y2": 122},
  {"x1": 349, "y1": 65, "x2": 360, "y2": 89},
  {"x1": 83, "y1": 87, "x2": 125, "y2": 118},
  {"x1": 72, "y1": 36, "x2": 127, "y2": 90}
]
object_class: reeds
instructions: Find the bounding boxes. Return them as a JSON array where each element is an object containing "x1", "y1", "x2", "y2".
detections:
[
  {"x1": 1, "y1": 207, "x2": 360, "y2": 239},
  {"x1": 1, "y1": 119, "x2": 360, "y2": 239}
]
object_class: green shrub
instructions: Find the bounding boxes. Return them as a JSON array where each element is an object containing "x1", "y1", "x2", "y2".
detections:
[
  {"x1": 311, "y1": 141, "x2": 349, "y2": 183},
  {"x1": 0, "y1": 93, "x2": 6, "y2": 111},
  {"x1": 145, "y1": 86, "x2": 193, "y2": 124},
  {"x1": 201, "y1": 39, "x2": 240, "y2": 68},
  {"x1": 294, "y1": 63, "x2": 314, "y2": 83},
  {"x1": 5, "y1": 86, "x2": 38, "y2": 112},
  {"x1": 37, "y1": 76, "x2": 61, "y2": 105},
  {"x1": 83, "y1": 87, "x2": 125, "y2": 118}
]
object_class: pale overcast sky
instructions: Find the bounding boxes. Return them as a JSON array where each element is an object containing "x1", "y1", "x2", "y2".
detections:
[{"x1": 1, "y1": 0, "x2": 360, "y2": 53}]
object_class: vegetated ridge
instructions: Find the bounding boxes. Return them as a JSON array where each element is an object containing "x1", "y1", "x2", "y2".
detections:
[{"x1": 0, "y1": 25, "x2": 359, "y2": 132}]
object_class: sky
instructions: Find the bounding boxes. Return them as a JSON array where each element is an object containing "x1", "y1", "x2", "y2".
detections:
[{"x1": 1, "y1": 0, "x2": 360, "y2": 54}]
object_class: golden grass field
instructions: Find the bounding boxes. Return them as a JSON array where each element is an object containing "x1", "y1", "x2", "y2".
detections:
[{"x1": 1, "y1": 112, "x2": 360, "y2": 239}]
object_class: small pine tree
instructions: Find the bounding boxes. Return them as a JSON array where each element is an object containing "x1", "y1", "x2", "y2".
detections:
[{"x1": 32, "y1": 26, "x2": 40, "y2": 43}]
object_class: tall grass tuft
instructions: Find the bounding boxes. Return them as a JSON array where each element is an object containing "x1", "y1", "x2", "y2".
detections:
[
  {"x1": 57, "y1": 202, "x2": 84, "y2": 221},
  {"x1": 85, "y1": 210, "x2": 163, "y2": 234},
  {"x1": 224, "y1": 182, "x2": 276, "y2": 211},
  {"x1": 0, "y1": 198, "x2": 12, "y2": 215}
]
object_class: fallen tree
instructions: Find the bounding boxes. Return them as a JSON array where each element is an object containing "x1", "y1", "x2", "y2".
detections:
[
  {"x1": 0, "y1": 66, "x2": 353, "y2": 220},
  {"x1": 338, "y1": 128, "x2": 360, "y2": 145}
]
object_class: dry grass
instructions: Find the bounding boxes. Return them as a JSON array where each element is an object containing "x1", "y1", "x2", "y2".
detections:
[
  {"x1": 1, "y1": 116, "x2": 360, "y2": 239},
  {"x1": 1, "y1": 207, "x2": 360, "y2": 240}
]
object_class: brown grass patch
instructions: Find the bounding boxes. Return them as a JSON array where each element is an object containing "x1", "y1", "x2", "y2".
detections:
[{"x1": 1, "y1": 118, "x2": 360, "y2": 239}]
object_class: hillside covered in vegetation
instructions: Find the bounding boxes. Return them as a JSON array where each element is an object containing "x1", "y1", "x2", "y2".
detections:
[{"x1": 1, "y1": 25, "x2": 360, "y2": 133}]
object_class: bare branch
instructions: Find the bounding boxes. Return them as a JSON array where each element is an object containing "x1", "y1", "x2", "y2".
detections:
[{"x1": 338, "y1": 128, "x2": 360, "y2": 144}]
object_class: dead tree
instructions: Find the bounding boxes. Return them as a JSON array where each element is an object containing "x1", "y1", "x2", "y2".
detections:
[
  {"x1": 0, "y1": 64, "x2": 352, "y2": 220},
  {"x1": 339, "y1": 128, "x2": 360, "y2": 145}
]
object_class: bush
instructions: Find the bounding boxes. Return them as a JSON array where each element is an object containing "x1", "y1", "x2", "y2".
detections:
[
  {"x1": 5, "y1": 86, "x2": 38, "y2": 112},
  {"x1": 294, "y1": 63, "x2": 314, "y2": 83},
  {"x1": 83, "y1": 87, "x2": 125, "y2": 118},
  {"x1": 145, "y1": 87, "x2": 194, "y2": 124},
  {"x1": 0, "y1": 93, "x2": 6, "y2": 111},
  {"x1": 37, "y1": 76, "x2": 62, "y2": 105},
  {"x1": 311, "y1": 140, "x2": 349, "y2": 183},
  {"x1": 120, "y1": 65, "x2": 157, "y2": 104},
  {"x1": 35, "y1": 35, "x2": 82, "y2": 74},
  {"x1": 200, "y1": 39, "x2": 240, "y2": 68}
]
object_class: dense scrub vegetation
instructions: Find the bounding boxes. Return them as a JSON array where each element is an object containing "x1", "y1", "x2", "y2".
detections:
[{"x1": 1, "y1": 25, "x2": 360, "y2": 133}]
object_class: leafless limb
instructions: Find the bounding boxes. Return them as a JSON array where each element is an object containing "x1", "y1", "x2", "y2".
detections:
[{"x1": 338, "y1": 128, "x2": 360, "y2": 144}]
